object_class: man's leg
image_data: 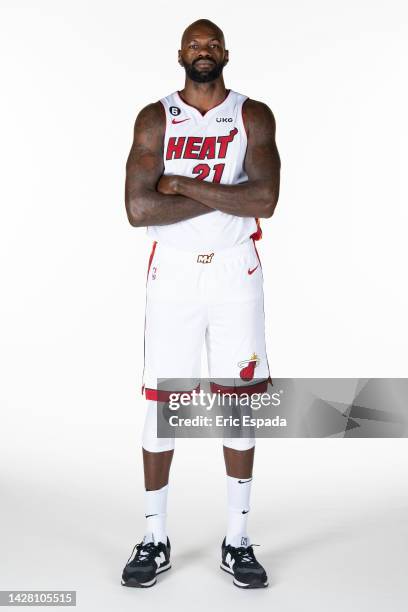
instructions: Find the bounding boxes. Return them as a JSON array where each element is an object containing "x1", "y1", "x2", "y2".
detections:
[
  {"x1": 141, "y1": 449, "x2": 173, "y2": 546},
  {"x1": 220, "y1": 439, "x2": 268, "y2": 588},
  {"x1": 223, "y1": 445, "x2": 254, "y2": 480},
  {"x1": 121, "y1": 436, "x2": 174, "y2": 589},
  {"x1": 121, "y1": 241, "x2": 207, "y2": 586},
  {"x1": 223, "y1": 444, "x2": 254, "y2": 546},
  {"x1": 143, "y1": 448, "x2": 174, "y2": 490},
  {"x1": 206, "y1": 239, "x2": 270, "y2": 587},
  {"x1": 141, "y1": 400, "x2": 176, "y2": 545}
]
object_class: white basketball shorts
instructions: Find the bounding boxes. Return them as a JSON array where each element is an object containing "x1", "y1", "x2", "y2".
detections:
[{"x1": 141, "y1": 237, "x2": 271, "y2": 400}]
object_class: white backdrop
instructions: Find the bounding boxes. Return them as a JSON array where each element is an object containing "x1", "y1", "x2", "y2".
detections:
[{"x1": 1, "y1": 1, "x2": 407, "y2": 610}]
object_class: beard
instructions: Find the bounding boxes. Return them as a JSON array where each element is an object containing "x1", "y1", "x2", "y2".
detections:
[{"x1": 181, "y1": 57, "x2": 227, "y2": 83}]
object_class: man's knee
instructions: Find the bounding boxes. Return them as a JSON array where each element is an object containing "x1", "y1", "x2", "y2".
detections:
[
  {"x1": 222, "y1": 437, "x2": 256, "y2": 451},
  {"x1": 142, "y1": 399, "x2": 175, "y2": 453}
]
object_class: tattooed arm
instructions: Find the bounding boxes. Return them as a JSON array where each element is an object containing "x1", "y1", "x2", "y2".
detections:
[
  {"x1": 125, "y1": 102, "x2": 213, "y2": 227},
  {"x1": 157, "y1": 100, "x2": 281, "y2": 218}
]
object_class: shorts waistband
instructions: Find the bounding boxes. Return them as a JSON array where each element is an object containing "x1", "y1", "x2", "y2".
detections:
[{"x1": 153, "y1": 239, "x2": 255, "y2": 263}]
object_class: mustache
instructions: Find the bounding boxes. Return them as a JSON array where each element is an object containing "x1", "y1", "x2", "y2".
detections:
[{"x1": 193, "y1": 58, "x2": 216, "y2": 66}]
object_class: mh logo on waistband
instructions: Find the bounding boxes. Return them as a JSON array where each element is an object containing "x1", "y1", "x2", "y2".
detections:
[{"x1": 197, "y1": 253, "x2": 214, "y2": 264}]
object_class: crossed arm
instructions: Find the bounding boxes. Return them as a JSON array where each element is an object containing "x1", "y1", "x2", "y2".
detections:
[{"x1": 125, "y1": 99, "x2": 280, "y2": 227}]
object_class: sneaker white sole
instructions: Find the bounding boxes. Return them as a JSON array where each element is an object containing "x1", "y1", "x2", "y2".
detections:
[
  {"x1": 220, "y1": 562, "x2": 269, "y2": 588},
  {"x1": 121, "y1": 562, "x2": 171, "y2": 588}
]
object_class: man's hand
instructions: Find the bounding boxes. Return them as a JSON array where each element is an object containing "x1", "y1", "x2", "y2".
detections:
[{"x1": 157, "y1": 175, "x2": 179, "y2": 195}]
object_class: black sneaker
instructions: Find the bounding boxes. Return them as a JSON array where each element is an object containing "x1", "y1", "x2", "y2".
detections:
[
  {"x1": 220, "y1": 536, "x2": 268, "y2": 588},
  {"x1": 121, "y1": 534, "x2": 171, "y2": 588}
]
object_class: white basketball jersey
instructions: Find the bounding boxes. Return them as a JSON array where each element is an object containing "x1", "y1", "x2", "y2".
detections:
[{"x1": 146, "y1": 90, "x2": 261, "y2": 251}]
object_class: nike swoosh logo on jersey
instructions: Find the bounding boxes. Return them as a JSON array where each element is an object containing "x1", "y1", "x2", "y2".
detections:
[
  {"x1": 238, "y1": 479, "x2": 252, "y2": 484},
  {"x1": 172, "y1": 118, "x2": 190, "y2": 124},
  {"x1": 242, "y1": 510, "x2": 249, "y2": 514},
  {"x1": 145, "y1": 514, "x2": 158, "y2": 518},
  {"x1": 248, "y1": 265, "x2": 259, "y2": 275}
]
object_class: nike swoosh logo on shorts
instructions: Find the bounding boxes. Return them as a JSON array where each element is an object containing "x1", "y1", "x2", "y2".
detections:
[
  {"x1": 145, "y1": 514, "x2": 158, "y2": 518},
  {"x1": 242, "y1": 510, "x2": 249, "y2": 514},
  {"x1": 172, "y1": 118, "x2": 190, "y2": 124},
  {"x1": 247, "y1": 265, "x2": 259, "y2": 275}
]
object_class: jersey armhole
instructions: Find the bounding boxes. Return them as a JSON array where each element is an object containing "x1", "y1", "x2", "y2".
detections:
[
  {"x1": 159, "y1": 98, "x2": 168, "y2": 140},
  {"x1": 240, "y1": 97, "x2": 249, "y2": 139},
  {"x1": 239, "y1": 97, "x2": 260, "y2": 240}
]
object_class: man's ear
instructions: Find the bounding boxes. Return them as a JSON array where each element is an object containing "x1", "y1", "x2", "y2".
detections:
[
  {"x1": 224, "y1": 50, "x2": 229, "y2": 64},
  {"x1": 178, "y1": 51, "x2": 183, "y2": 66}
]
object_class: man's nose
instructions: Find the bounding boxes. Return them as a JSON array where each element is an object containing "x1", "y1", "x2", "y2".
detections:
[
  {"x1": 196, "y1": 54, "x2": 214, "y2": 63},
  {"x1": 197, "y1": 46, "x2": 212, "y2": 57}
]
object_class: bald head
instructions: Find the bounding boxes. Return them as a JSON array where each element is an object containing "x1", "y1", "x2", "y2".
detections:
[
  {"x1": 181, "y1": 19, "x2": 225, "y2": 48},
  {"x1": 178, "y1": 19, "x2": 229, "y2": 84}
]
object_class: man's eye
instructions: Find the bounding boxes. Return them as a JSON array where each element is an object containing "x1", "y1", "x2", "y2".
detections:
[{"x1": 189, "y1": 43, "x2": 198, "y2": 49}]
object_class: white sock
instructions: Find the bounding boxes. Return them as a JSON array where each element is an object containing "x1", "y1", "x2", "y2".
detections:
[
  {"x1": 144, "y1": 484, "x2": 168, "y2": 545},
  {"x1": 225, "y1": 475, "x2": 252, "y2": 547}
]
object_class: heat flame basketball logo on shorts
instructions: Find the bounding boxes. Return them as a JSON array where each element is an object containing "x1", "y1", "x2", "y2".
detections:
[{"x1": 238, "y1": 353, "x2": 260, "y2": 381}]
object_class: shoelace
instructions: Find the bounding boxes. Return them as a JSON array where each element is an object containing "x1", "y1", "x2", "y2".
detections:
[
  {"x1": 232, "y1": 544, "x2": 260, "y2": 564},
  {"x1": 134, "y1": 541, "x2": 157, "y2": 562}
]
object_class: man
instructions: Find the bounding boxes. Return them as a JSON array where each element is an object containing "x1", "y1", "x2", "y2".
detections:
[{"x1": 122, "y1": 19, "x2": 280, "y2": 589}]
